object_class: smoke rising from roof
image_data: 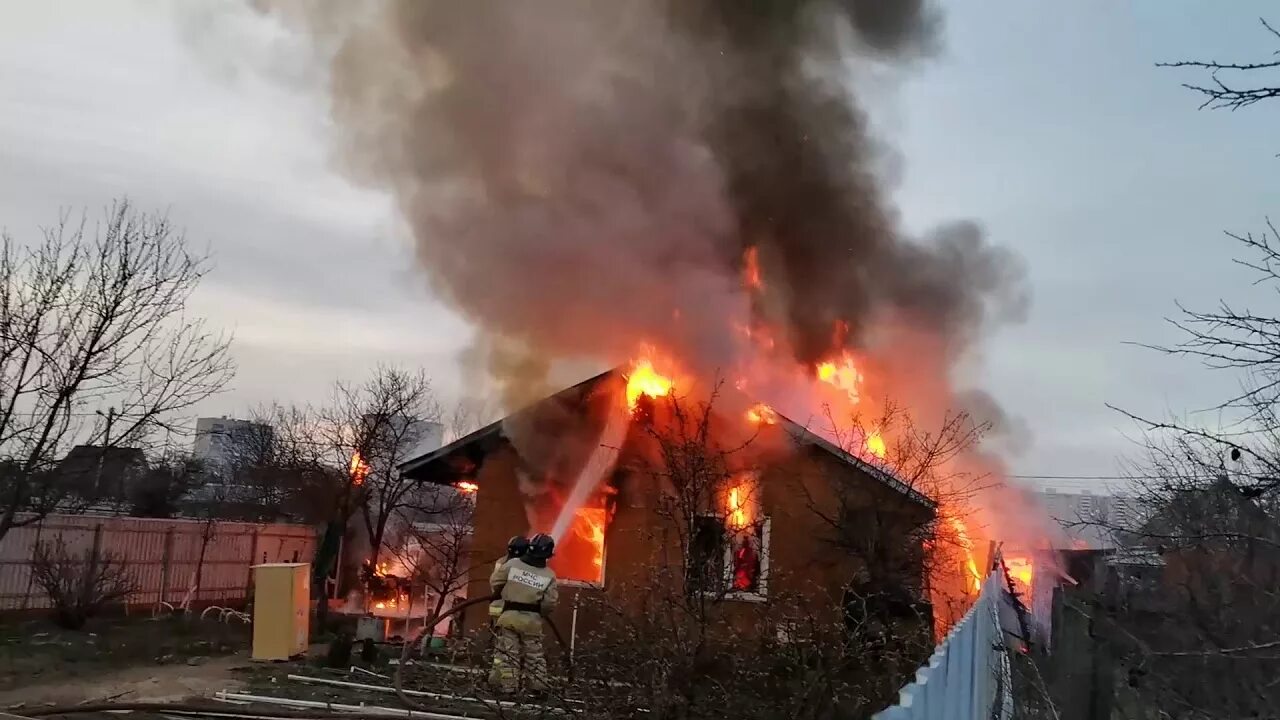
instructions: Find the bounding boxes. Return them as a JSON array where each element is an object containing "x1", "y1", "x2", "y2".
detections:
[{"x1": 252, "y1": 0, "x2": 1026, "y2": 418}]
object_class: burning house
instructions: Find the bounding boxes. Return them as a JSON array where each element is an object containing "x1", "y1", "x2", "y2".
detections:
[
  {"x1": 400, "y1": 364, "x2": 941, "y2": 650},
  {"x1": 258, "y1": 0, "x2": 1051, "y2": 657}
]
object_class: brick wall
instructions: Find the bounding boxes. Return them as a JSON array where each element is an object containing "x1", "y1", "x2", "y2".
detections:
[{"x1": 459, "y1": 423, "x2": 930, "y2": 653}]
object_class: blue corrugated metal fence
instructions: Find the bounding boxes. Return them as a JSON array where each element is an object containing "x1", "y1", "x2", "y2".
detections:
[{"x1": 874, "y1": 570, "x2": 1013, "y2": 720}]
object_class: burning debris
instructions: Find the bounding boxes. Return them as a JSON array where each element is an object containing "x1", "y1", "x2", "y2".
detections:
[
  {"x1": 1004, "y1": 554, "x2": 1034, "y2": 594},
  {"x1": 745, "y1": 403, "x2": 777, "y2": 426},
  {"x1": 360, "y1": 560, "x2": 411, "y2": 611}
]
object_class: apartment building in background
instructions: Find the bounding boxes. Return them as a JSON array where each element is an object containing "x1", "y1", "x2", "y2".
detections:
[
  {"x1": 1035, "y1": 485, "x2": 1142, "y2": 548},
  {"x1": 193, "y1": 416, "x2": 274, "y2": 476}
]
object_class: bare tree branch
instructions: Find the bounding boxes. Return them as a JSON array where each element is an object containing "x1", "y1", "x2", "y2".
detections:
[
  {"x1": 0, "y1": 200, "x2": 233, "y2": 539},
  {"x1": 1158, "y1": 18, "x2": 1280, "y2": 110}
]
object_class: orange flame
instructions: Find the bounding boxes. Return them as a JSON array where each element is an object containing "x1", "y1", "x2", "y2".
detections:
[
  {"x1": 625, "y1": 357, "x2": 673, "y2": 411},
  {"x1": 455, "y1": 480, "x2": 479, "y2": 494},
  {"x1": 865, "y1": 431, "x2": 886, "y2": 459},
  {"x1": 349, "y1": 451, "x2": 370, "y2": 486},
  {"x1": 726, "y1": 475, "x2": 758, "y2": 531},
  {"x1": 576, "y1": 507, "x2": 607, "y2": 571},
  {"x1": 746, "y1": 403, "x2": 777, "y2": 425},
  {"x1": 373, "y1": 596, "x2": 405, "y2": 611},
  {"x1": 729, "y1": 486, "x2": 745, "y2": 529},
  {"x1": 816, "y1": 351, "x2": 863, "y2": 405},
  {"x1": 946, "y1": 515, "x2": 984, "y2": 593},
  {"x1": 1005, "y1": 556, "x2": 1033, "y2": 590},
  {"x1": 551, "y1": 506, "x2": 608, "y2": 582}
]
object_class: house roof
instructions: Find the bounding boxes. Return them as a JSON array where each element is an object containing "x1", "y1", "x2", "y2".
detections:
[
  {"x1": 56, "y1": 445, "x2": 147, "y2": 497},
  {"x1": 398, "y1": 369, "x2": 613, "y2": 480},
  {"x1": 57, "y1": 445, "x2": 146, "y2": 475},
  {"x1": 773, "y1": 415, "x2": 935, "y2": 510},
  {"x1": 399, "y1": 368, "x2": 934, "y2": 511}
]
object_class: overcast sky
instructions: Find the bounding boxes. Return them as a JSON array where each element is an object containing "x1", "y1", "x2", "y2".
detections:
[{"x1": 1, "y1": 1, "x2": 1275, "y2": 488}]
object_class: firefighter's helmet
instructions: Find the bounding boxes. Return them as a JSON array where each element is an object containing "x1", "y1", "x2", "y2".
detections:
[
  {"x1": 527, "y1": 533, "x2": 555, "y2": 562},
  {"x1": 507, "y1": 535, "x2": 530, "y2": 560}
]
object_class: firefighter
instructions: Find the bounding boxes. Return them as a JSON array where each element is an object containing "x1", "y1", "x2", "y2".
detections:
[
  {"x1": 489, "y1": 533, "x2": 558, "y2": 694},
  {"x1": 490, "y1": 535, "x2": 530, "y2": 622}
]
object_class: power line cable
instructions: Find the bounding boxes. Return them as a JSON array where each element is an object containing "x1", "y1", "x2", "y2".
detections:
[{"x1": 1011, "y1": 474, "x2": 1158, "y2": 481}]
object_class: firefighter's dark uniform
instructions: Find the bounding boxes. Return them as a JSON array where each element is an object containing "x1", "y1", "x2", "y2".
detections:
[{"x1": 488, "y1": 556, "x2": 558, "y2": 692}]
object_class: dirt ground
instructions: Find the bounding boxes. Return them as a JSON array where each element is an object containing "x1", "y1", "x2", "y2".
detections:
[
  {"x1": 0, "y1": 615, "x2": 252, "y2": 707},
  {"x1": 0, "y1": 616, "x2": 506, "y2": 713},
  {"x1": 0, "y1": 655, "x2": 248, "y2": 707}
]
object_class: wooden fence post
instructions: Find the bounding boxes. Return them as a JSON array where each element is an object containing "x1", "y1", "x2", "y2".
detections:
[
  {"x1": 245, "y1": 528, "x2": 260, "y2": 606},
  {"x1": 158, "y1": 526, "x2": 175, "y2": 612},
  {"x1": 20, "y1": 517, "x2": 45, "y2": 610},
  {"x1": 88, "y1": 524, "x2": 105, "y2": 608},
  {"x1": 89, "y1": 524, "x2": 103, "y2": 564}
]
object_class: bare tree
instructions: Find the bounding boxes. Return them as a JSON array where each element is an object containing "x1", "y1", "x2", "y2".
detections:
[
  {"x1": 31, "y1": 536, "x2": 138, "y2": 630},
  {"x1": 1116, "y1": 223, "x2": 1280, "y2": 494},
  {"x1": 1053, "y1": 29, "x2": 1280, "y2": 714},
  {"x1": 396, "y1": 483, "x2": 478, "y2": 650},
  {"x1": 0, "y1": 200, "x2": 234, "y2": 540},
  {"x1": 1159, "y1": 17, "x2": 1280, "y2": 110},
  {"x1": 219, "y1": 402, "x2": 354, "y2": 630},
  {"x1": 212, "y1": 404, "x2": 343, "y2": 523},
  {"x1": 1035, "y1": 422, "x2": 1280, "y2": 720},
  {"x1": 321, "y1": 365, "x2": 442, "y2": 568}
]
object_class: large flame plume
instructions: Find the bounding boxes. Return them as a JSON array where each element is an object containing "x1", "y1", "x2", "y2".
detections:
[{"x1": 625, "y1": 358, "x2": 674, "y2": 412}]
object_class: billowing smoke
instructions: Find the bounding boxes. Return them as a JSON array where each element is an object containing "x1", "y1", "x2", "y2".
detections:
[
  {"x1": 238, "y1": 0, "x2": 1047, "y2": 587},
  {"x1": 251, "y1": 0, "x2": 1024, "y2": 390}
]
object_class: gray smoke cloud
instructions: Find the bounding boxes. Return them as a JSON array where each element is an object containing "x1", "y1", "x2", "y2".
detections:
[{"x1": 251, "y1": 0, "x2": 1026, "y2": 404}]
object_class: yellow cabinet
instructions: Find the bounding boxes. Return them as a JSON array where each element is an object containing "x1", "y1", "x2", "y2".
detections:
[{"x1": 251, "y1": 562, "x2": 310, "y2": 661}]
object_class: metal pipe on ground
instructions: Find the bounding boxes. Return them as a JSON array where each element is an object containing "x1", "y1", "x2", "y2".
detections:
[
  {"x1": 216, "y1": 692, "x2": 474, "y2": 720},
  {"x1": 286, "y1": 674, "x2": 573, "y2": 714}
]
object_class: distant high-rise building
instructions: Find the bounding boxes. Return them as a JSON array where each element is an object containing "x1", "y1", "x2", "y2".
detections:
[
  {"x1": 193, "y1": 416, "x2": 273, "y2": 476},
  {"x1": 408, "y1": 420, "x2": 444, "y2": 459},
  {"x1": 1036, "y1": 487, "x2": 1143, "y2": 548}
]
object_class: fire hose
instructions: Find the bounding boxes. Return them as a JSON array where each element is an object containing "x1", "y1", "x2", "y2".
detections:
[{"x1": 392, "y1": 593, "x2": 572, "y2": 713}]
